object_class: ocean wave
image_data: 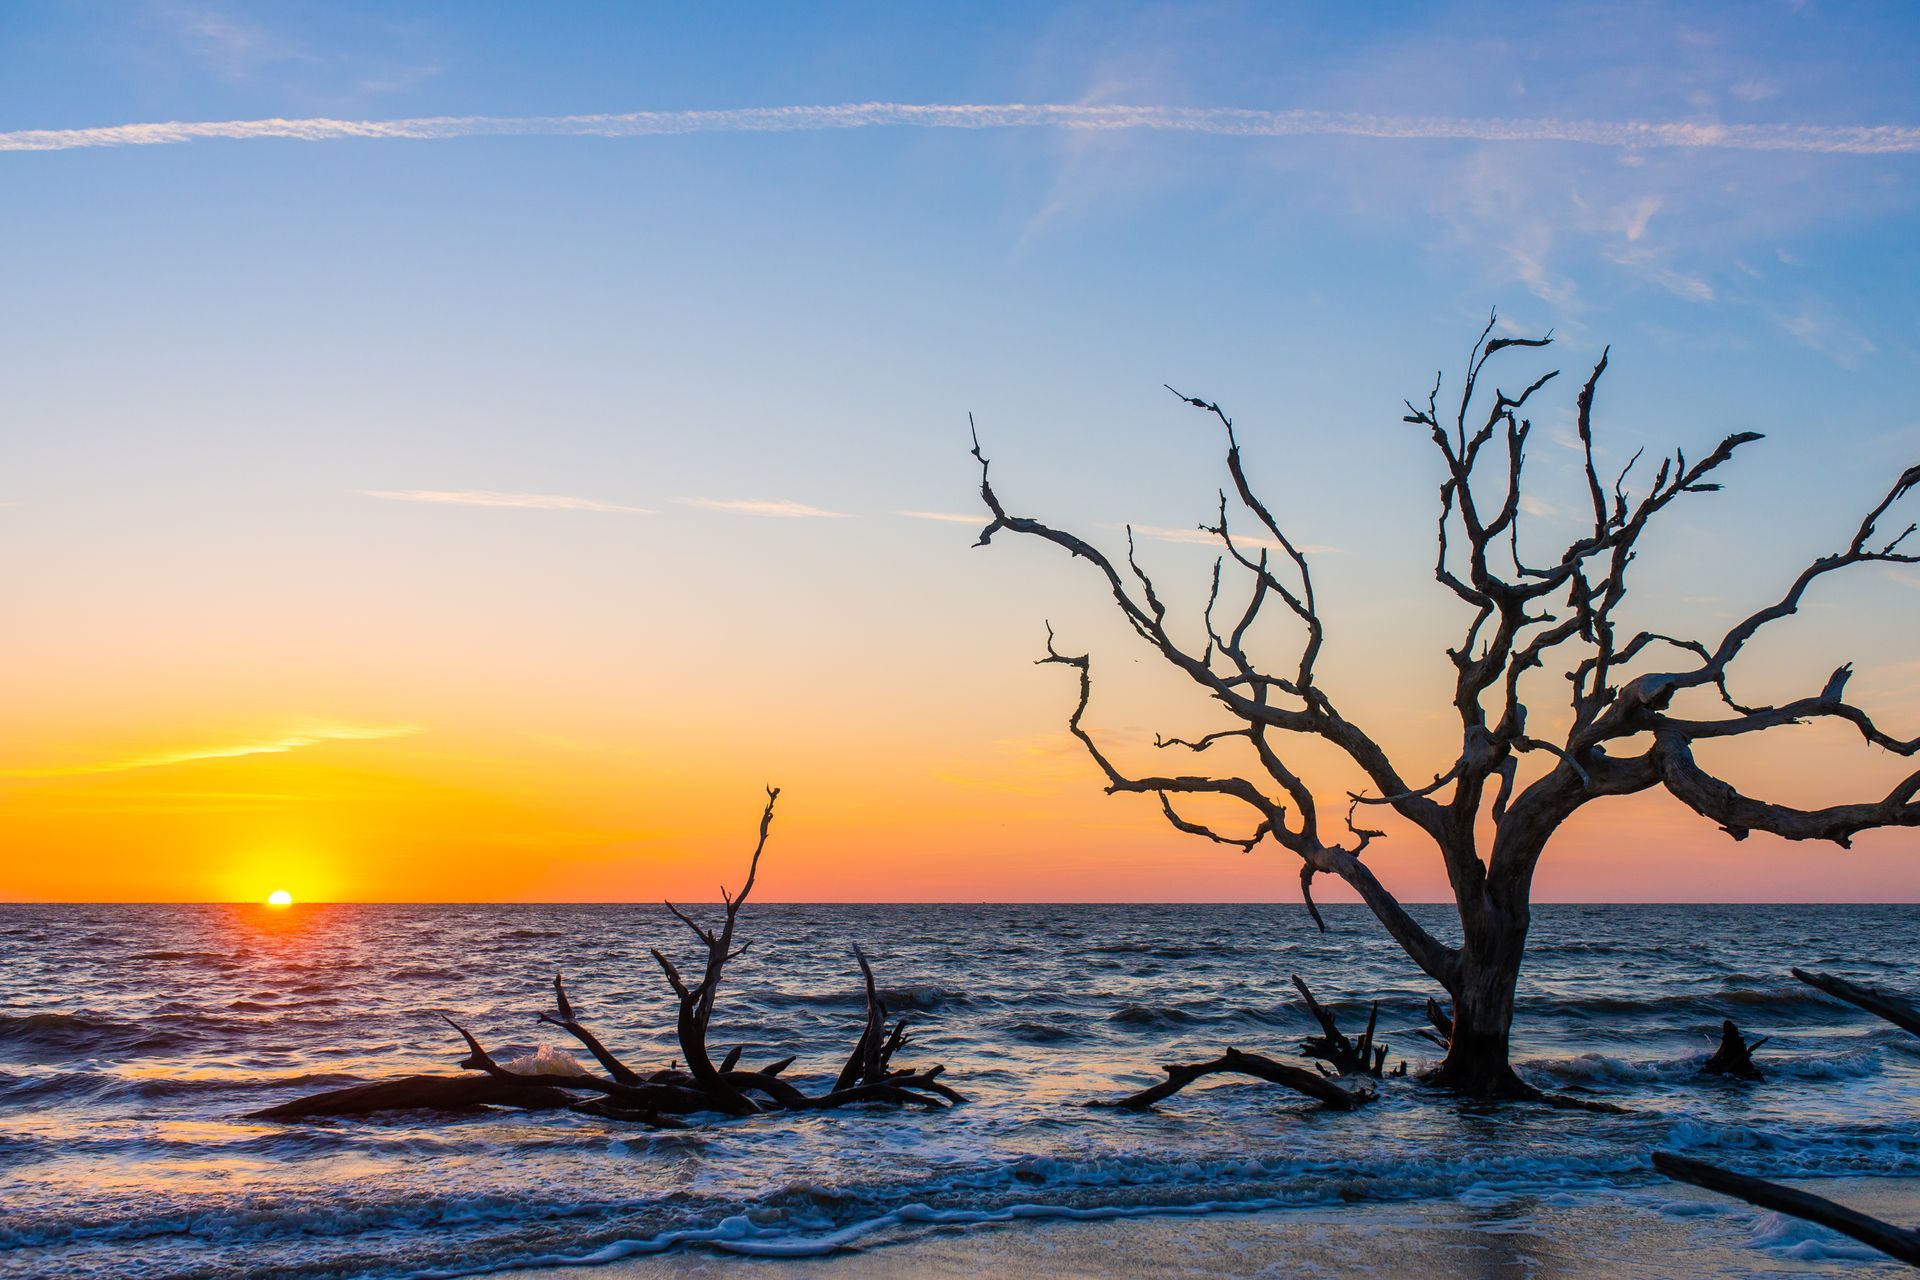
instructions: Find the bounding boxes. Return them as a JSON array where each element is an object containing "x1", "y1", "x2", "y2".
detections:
[
  {"x1": 1663, "y1": 1119, "x2": 1920, "y2": 1177},
  {"x1": 1107, "y1": 1004, "x2": 1202, "y2": 1029},
  {"x1": 876, "y1": 986, "x2": 972, "y2": 1013},
  {"x1": 1749, "y1": 1213, "x2": 1892, "y2": 1263},
  {"x1": 1523, "y1": 989, "x2": 1850, "y2": 1020},
  {"x1": 4, "y1": 902, "x2": 1919, "y2": 1279},
  {"x1": 0, "y1": 1012, "x2": 192, "y2": 1061},
  {"x1": 1531, "y1": 1044, "x2": 1887, "y2": 1087},
  {"x1": 390, "y1": 967, "x2": 466, "y2": 982},
  {"x1": 747, "y1": 985, "x2": 973, "y2": 1013}
]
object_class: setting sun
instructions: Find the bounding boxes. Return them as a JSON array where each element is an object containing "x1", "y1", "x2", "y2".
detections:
[{"x1": 265, "y1": 890, "x2": 293, "y2": 907}]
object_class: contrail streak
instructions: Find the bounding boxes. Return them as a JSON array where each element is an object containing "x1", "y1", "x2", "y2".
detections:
[{"x1": 5, "y1": 102, "x2": 1919, "y2": 155}]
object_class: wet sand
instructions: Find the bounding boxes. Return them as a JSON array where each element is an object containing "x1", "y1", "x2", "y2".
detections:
[{"x1": 515, "y1": 1176, "x2": 1920, "y2": 1279}]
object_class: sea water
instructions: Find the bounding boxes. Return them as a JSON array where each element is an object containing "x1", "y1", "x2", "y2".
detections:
[{"x1": 1, "y1": 902, "x2": 1916, "y2": 1277}]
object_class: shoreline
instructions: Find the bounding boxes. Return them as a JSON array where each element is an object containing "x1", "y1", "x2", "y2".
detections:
[{"x1": 506, "y1": 1177, "x2": 1920, "y2": 1279}]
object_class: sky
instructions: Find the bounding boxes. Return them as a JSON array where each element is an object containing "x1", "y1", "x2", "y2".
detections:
[{"x1": 2, "y1": 1, "x2": 1918, "y2": 903}]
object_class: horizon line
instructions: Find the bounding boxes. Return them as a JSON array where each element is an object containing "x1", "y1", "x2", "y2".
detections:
[
  {"x1": 3, "y1": 899, "x2": 1915, "y2": 907},
  {"x1": 5, "y1": 102, "x2": 1920, "y2": 156}
]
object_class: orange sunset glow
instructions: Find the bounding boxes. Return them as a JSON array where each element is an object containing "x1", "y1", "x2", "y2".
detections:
[{"x1": 8, "y1": 9, "x2": 1920, "y2": 1280}]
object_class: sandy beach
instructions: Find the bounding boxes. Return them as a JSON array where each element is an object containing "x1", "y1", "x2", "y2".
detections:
[{"x1": 512, "y1": 1177, "x2": 1920, "y2": 1280}]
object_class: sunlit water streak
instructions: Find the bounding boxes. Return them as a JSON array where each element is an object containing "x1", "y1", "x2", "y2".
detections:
[{"x1": 1, "y1": 903, "x2": 1916, "y2": 1277}]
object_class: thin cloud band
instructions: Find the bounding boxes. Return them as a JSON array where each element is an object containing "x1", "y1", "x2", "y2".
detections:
[{"x1": 6, "y1": 102, "x2": 1918, "y2": 156}]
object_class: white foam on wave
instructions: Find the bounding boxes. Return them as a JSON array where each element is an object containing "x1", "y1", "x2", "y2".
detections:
[
  {"x1": 497, "y1": 1045, "x2": 590, "y2": 1077},
  {"x1": 1749, "y1": 1212, "x2": 1890, "y2": 1263},
  {"x1": 396, "y1": 1194, "x2": 1440, "y2": 1278}
]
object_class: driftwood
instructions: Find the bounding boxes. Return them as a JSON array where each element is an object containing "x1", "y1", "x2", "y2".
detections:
[
  {"x1": 1700, "y1": 1019, "x2": 1766, "y2": 1080},
  {"x1": 1793, "y1": 968, "x2": 1920, "y2": 1039},
  {"x1": 1417, "y1": 997, "x2": 1454, "y2": 1049},
  {"x1": 259, "y1": 789, "x2": 963, "y2": 1127},
  {"x1": 1653, "y1": 965, "x2": 1920, "y2": 1262},
  {"x1": 248, "y1": 1074, "x2": 579, "y2": 1119},
  {"x1": 1653, "y1": 1152, "x2": 1920, "y2": 1267},
  {"x1": 1292, "y1": 974, "x2": 1393, "y2": 1077},
  {"x1": 1098, "y1": 976, "x2": 1394, "y2": 1111},
  {"x1": 1106, "y1": 1047, "x2": 1370, "y2": 1111},
  {"x1": 971, "y1": 315, "x2": 1920, "y2": 1098}
]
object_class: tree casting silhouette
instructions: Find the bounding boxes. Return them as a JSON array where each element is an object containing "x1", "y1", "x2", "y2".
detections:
[{"x1": 973, "y1": 315, "x2": 1920, "y2": 1098}]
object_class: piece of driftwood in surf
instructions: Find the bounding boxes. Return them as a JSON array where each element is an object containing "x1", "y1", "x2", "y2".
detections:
[
  {"x1": 1292, "y1": 974, "x2": 1398, "y2": 1078},
  {"x1": 1698, "y1": 1019, "x2": 1766, "y2": 1080},
  {"x1": 1096, "y1": 975, "x2": 1405, "y2": 1111},
  {"x1": 256, "y1": 788, "x2": 964, "y2": 1129},
  {"x1": 1653, "y1": 1152, "x2": 1920, "y2": 1267},
  {"x1": 1793, "y1": 968, "x2": 1920, "y2": 1039},
  {"x1": 1105, "y1": 1047, "x2": 1371, "y2": 1112},
  {"x1": 247, "y1": 1074, "x2": 580, "y2": 1119}
]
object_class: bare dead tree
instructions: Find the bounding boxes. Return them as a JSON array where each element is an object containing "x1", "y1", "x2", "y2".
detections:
[
  {"x1": 258, "y1": 789, "x2": 963, "y2": 1124},
  {"x1": 972, "y1": 314, "x2": 1920, "y2": 1097}
]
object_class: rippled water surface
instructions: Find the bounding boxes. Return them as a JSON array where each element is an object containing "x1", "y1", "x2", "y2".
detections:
[{"x1": 2, "y1": 903, "x2": 1917, "y2": 1277}]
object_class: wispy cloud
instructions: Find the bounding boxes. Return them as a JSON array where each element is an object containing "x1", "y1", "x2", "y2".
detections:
[
  {"x1": 1, "y1": 724, "x2": 420, "y2": 778},
  {"x1": 5, "y1": 102, "x2": 1919, "y2": 156},
  {"x1": 1771, "y1": 308, "x2": 1878, "y2": 367},
  {"x1": 898, "y1": 510, "x2": 986, "y2": 524},
  {"x1": 675, "y1": 498, "x2": 852, "y2": 518},
  {"x1": 360, "y1": 489, "x2": 651, "y2": 513}
]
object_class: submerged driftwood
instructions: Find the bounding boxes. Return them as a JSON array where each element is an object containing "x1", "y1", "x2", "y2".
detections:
[
  {"x1": 1292, "y1": 974, "x2": 1397, "y2": 1078},
  {"x1": 250, "y1": 1074, "x2": 579, "y2": 1119},
  {"x1": 1699, "y1": 1019, "x2": 1766, "y2": 1081},
  {"x1": 1654, "y1": 968, "x2": 1920, "y2": 1267},
  {"x1": 1794, "y1": 968, "x2": 1920, "y2": 1039},
  {"x1": 1100, "y1": 976, "x2": 1384, "y2": 1111},
  {"x1": 1653, "y1": 1152, "x2": 1920, "y2": 1268},
  {"x1": 1110, "y1": 1048, "x2": 1367, "y2": 1111},
  {"x1": 256, "y1": 789, "x2": 963, "y2": 1128}
]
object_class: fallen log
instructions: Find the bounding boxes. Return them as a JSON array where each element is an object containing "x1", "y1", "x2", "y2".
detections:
[
  {"x1": 1793, "y1": 968, "x2": 1920, "y2": 1040},
  {"x1": 247, "y1": 1074, "x2": 579, "y2": 1119},
  {"x1": 1700, "y1": 1019, "x2": 1766, "y2": 1081},
  {"x1": 1653, "y1": 1152, "x2": 1920, "y2": 1267},
  {"x1": 257, "y1": 787, "x2": 964, "y2": 1129},
  {"x1": 1105, "y1": 1047, "x2": 1371, "y2": 1111}
]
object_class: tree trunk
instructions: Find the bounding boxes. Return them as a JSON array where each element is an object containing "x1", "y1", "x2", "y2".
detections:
[{"x1": 1429, "y1": 899, "x2": 1536, "y2": 1098}]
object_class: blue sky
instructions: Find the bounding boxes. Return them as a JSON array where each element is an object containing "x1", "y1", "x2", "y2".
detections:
[{"x1": 3, "y1": 2, "x2": 1919, "y2": 900}]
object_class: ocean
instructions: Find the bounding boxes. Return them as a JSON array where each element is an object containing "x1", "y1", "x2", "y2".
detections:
[{"x1": 1, "y1": 902, "x2": 1916, "y2": 1278}]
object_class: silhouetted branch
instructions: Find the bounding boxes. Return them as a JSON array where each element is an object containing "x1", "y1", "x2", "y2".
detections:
[
  {"x1": 258, "y1": 791, "x2": 965, "y2": 1127},
  {"x1": 1653, "y1": 1152, "x2": 1920, "y2": 1266},
  {"x1": 971, "y1": 312, "x2": 1920, "y2": 1099},
  {"x1": 1104, "y1": 1047, "x2": 1370, "y2": 1111},
  {"x1": 1793, "y1": 968, "x2": 1920, "y2": 1039}
]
